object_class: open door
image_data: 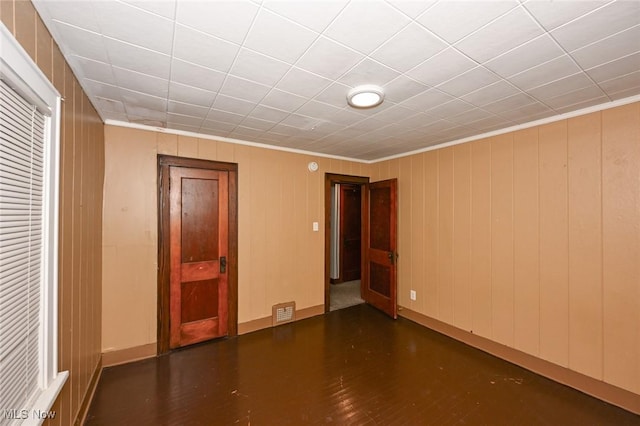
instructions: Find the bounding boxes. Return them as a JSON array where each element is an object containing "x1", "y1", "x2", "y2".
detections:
[{"x1": 362, "y1": 179, "x2": 397, "y2": 319}]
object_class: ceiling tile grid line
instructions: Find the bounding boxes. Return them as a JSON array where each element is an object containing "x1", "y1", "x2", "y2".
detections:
[{"x1": 32, "y1": 0, "x2": 640, "y2": 161}]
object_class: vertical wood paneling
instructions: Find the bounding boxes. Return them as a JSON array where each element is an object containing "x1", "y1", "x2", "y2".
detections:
[
  {"x1": 538, "y1": 122, "x2": 569, "y2": 367},
  {"x1": 513, "y1": 128, "x2": 540, "y2": 356},
  {"x1": 0, "y1": 0, "x2": 15, "y2": 33},
  {"x1": 437, "y1": 148, "x2": 454, "y2": 323},
  {"x1": 178, "y1": 135, "x2": 198, "y2": 157},
  {"x1": 35, "y1": 18, "x2": 51, "y2": 80},
  {"x1": 567, "y1": 112, "x2": 603, "y2": 379},
  {"x1": 157, "y1": 133, "x2": 178, "y2": 155},
  {"x1": 424, "y1": 151, "x2": 438, "y2": 317},
  {"x1": 470, "y1": 140, "x2": 492, "y2": 338},
  {"x1": 453, "y1": 144, "x2": 471, "y2": 331},
  {"x1": 410, "y1": 155, "x2": 425, "y2": 311},
  {"x1": 13, "y1": 0, "x2": 35, "y2": 60},
  {"x1": 602, "y1": 104, "x2": 640, "y2": 393},
  {"x1": 398, "y1": 156, "x2": 412, "y2": 307},
  {"x1": 197, "y1": 138, "x2": 217, "y2": 160},
  {"x1": 490, "y1": 134, "x2": 514, "y2": 347}
]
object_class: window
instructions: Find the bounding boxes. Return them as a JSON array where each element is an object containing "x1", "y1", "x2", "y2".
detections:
[{"x1": 0, "y1": 23, "x2": 67, "y2": 425}]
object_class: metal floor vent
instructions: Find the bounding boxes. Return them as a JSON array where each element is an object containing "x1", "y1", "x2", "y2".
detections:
[{"x1": 272, "y1": 302, "x2": 296, "y2": 326}]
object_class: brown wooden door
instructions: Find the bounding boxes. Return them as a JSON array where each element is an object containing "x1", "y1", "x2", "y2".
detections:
[
  {"x1": 362, "y1": 179, "x2": 397, "y2": 319},
  {"x1": 340, "y1": 184, "x2": 361, "y2": 282},
  {"x1": 169, "y1": 166, "x2": 229, "y2": 348}
]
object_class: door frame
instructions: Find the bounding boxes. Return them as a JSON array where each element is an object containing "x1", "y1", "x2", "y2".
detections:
[
  {"x1": 157, "y1": 155, "x2": 238, "y2": 355},
  {"x1": 324, "y1": 173, "x2": 369, "y2": 312}
]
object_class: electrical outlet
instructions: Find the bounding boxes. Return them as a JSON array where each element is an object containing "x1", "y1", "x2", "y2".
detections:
[{"x1": 410, "y1": 290, "x2": 416, "y2": 301}]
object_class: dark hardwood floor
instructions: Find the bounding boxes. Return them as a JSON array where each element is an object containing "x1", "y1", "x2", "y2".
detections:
[{"x1": 86, "y1": 305, "x2": 640, "y2": 425}]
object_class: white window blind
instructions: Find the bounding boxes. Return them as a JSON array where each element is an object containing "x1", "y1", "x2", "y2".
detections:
[
  {"x1": 0, "y1": 22, "x2": 67, "y2": 426},
  {"x1": 0, "y1": 78, "x2": 45, "y2": 421}
]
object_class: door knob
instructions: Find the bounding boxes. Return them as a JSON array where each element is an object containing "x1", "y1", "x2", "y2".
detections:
[{"x1": 220, "y1": 256, "x2": 227, "y2": 273}]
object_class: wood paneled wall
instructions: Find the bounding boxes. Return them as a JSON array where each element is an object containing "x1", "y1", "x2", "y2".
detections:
[
  {"x1": 102, "y1": 125, "x2": 370, "y2": 353},
  {"x1": 1, "y1": 2, "x2": 105, "y2": 424},
  {"x1": 372, "y1": 103, "x2": 640, "y2": 396}
]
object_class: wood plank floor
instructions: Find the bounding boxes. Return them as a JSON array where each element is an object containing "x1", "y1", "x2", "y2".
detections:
[{"x1": 86, "y1": 305, "x2": 640, "y2": 425}]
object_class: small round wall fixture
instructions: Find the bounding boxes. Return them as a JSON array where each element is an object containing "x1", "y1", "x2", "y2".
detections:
[
  {"x1": 308, "y1": 161, "x2": 319, "y2": 172},
  {"x1": 347, "y1": 85, "x2": 385, "y2": 108}
]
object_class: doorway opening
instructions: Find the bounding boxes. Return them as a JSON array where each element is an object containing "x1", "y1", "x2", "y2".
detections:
[{"x1": 324, "y1": 174, "x2": 368, "y2": 312}]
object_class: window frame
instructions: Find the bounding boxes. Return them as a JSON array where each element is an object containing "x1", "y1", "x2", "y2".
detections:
[{"x1": 0, "y1": 22, "x2": 67, "y2": 423}]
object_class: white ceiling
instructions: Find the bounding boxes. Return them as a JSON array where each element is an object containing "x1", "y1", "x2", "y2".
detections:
[{"x1": 33, "y1": 0, "x2": 640, "y2": 161}]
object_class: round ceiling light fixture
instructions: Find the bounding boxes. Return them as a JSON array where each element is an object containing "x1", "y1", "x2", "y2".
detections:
[{"x1": 347, "y1": 85, "x2": 385, "y2": 109}]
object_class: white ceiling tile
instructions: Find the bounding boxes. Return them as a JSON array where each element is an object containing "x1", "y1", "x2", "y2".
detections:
[
  {"x1": 324, "y1": 1, "x2": 410, "y2": 54},
  {"x1": 550, "y1": 1, "x2": 640, "y2": 52},
  {"x1": 213, "y1": 94, "x2": 258, "y2": 116},
  {"x1": 240, "y1": 116, "x2": 277, "y2": 131},
  {"x1": 314, "y1": 82, "x2": 353, "y2": 107},
  {"x1": 370, "y1": 105, "x2": 418, "y2": 124},
  {"x1": 94, "y1": 1, "x2": 174, "y2": 54},
  {"x1": 297, "y1": 37, "x2": 364, "y2": 80},
  {"x1": 122, "y1": 1, "x2": 177, "y2": 20},
  {"x1": 82, "y1": 79, "x2": 122, "y2": 100},
  {"x1": 528, "y1": 72, "x2": 595, "y2": 100},
  {"x1": 51, "y1": 21, "x2": 108, "y2": 63},
  {"x1": 570, "y1": 24, "x2": 640, "y2": 70},
  {"x1": 482, "y1": 93, "x2": 537, "y2": 114},
  {"x1": 296, "y1": 101, "x2": 343, "y2": 120},
  {"x1": 168, "y1": 101, "x2": 209, "y2": 118},
  {"x1": 417, "y1": 1, "x2": 517, "y2": 44},
  {"x1": 386, "y1": 0, "x2": 436, "y2": 19},
  {"x1": 396, "y1": 112, "x2": 441, "y2": 129},
  {"x1": 202, "y1": 119, "x2": 237, "y2": 133},
  {"x1": 229, "y1": 49, "x2": 291, "y2": 86},
  {"x1": 544, "y1": 85, "x2": 606, "y2": 110},
  {"x1": 169, "y1": 82, "x2": 216, "y2": 108},
  {"x1": 249, "y1": 105, "x2": 290, "y2": 122},
  {"x1": 68, "y1": 55, "x2": 115, "y2": 85},
  {"x1": 484, "y1": 34, "x2": 564, "y2": 78},
  {"x1": 173, "y1": 24, "x2": 239, "y2": 73},
  {"x1": 586, "y1": 52, "x2": 640, "y2": 83},
  {"x1": 406, "y1": 48, "x2": 476, "y2": 86},
  {"x1": 261, "y1": 89, "x2": 308, "y2": 111},
  {"x1": 41, "y1": 2, "x2": 100, "y2": 32},
  {"x1": 113, "y1": 67, "x2": 169, "y2": 98},
  {"x1": 455, "y1": 7, "x2": 544, "y2": 62},
  {"x1": 553, "y1": 96, "x2": 609, "y2": 114},
  {"x1": 104, "y1": 38, "x2": 171, "y2": 79},
  {"x1": 175, "y1": 0, "x2": 259, "y2": 44},
  {"x1": 281, "y1": 114, "x2": 322, "y2": 129},
  {"x1": 436, "y1": 66, "x2": 500, "y2": 97},
  {"x1": 465, "y1": 114, "x2": 513, "y2": 131},
  {"x1": 326, "y1": 108, "x2": 368, "y2": 126},
  {"x1": 269, "y1": 123, "x2": 305, "y2": 137},
  {"x1": 339, "y1": 59, "x2": 400, "y2": 87},
  {"x1": 508, "y1": 55, "x2": 581, "y2": 90},
  {"x1": 400, "y1": 89, "x2": 456, "y2": 111},
  {"x1": 496, "y1": 102, "x2": 552, "y2": 122},
  {"x1": 609, "y1": 86, "x2": 640, "y2": 100},
  {"x1": 448, "y1": 108, "x2": 497, "y2": 126},
  {"x1": 262, "y1": 0, "x2": 348, "y2": 32},
  {"x1": 425, "y1": 99, "x2": 474, "y2": 119},
  {"x1": 599, "y1": 70, "x2": 640, "y2": 96},
  {"x1": 461, "y1": 80, "x2": 521, "y2": 107},
  {"x1": 166, "y1": 113, "x2": 204, "y2": 127},
  {"x1": 523, "y1": 0, "x2": 606, "y2": 31},
  {"x1": 219, "y1": 75, "x2": 271, "y2": 103},
  {"x1": 121, "y1": 89, "x2": 167, "y2": 111},
  {"x1": 244, "y1": 9, "x2": 318, "y2": 64},
  {"x1": 206, "y1": 109, "x2": 246, "y2": 125},
  {"x1": 171, "y1": 59, "x2": 226, "y2": 93},
  {"x1": 370, "y1": 23, "x2": 447, "y2": 72},
  {"x1": 94, "y1": 97, "x2": 125, "y2": 114},
  {"x1": 276, "y1": 67, "x2": 332, "y2": 98},
  {"x1": 128, "y1": 110, "x2": 167, "y2": 124},
  {"x1": 383, "y1": 76, "x2": 429, "y2": 103}
]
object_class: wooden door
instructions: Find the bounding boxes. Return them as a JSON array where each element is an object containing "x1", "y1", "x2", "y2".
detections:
[
  {"x1": 169, "y1": 166, "x2": 229, "y2": 348},
  {"x1": 362, "y1": 179, "x2": 397, "y2": 319},
  {"x1": 339, "y1": 184, "x2": 361, "y2": 282}
]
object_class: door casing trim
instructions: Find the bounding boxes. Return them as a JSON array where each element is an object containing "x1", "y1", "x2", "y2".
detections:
[{"x1": 157, "y1": 155, "x2": 238, "y2": 355}]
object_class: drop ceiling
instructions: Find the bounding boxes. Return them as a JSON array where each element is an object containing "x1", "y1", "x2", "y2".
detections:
[{"x1": 32, "y1": 0, "x2": 640, "y2": 161}]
